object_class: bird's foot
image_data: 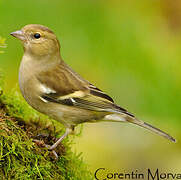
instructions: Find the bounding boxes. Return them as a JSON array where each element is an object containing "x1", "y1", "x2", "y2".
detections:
[
  {"x1": 32, "y1": 128, "x2": 72, "y2": 160},
  {"x1": 33, "y1": 139, "x2": 58, "y2": 160}
]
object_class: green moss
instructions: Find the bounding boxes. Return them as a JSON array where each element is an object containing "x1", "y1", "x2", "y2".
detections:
[{"x1": 0, "y1": 77, "x2": 92, "y2": 179}]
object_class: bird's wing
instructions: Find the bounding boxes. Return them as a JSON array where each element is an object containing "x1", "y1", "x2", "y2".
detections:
[{"x1": 37, "y1": 61, "x2": 134, "y2": 117}]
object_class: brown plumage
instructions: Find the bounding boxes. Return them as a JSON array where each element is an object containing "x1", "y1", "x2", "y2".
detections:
[{"x1": 10, "y1": 24, "x2": 176, "y2": 157}]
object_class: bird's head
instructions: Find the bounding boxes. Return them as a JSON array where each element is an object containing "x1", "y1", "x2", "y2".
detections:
[{"x1": 10, "y1": 24, "x2": 60, "y2": 58}]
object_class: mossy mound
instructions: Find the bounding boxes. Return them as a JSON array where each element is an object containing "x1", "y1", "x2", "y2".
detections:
[{"x1": 0, "y1": 74, "x2": 92, "y2": 180}]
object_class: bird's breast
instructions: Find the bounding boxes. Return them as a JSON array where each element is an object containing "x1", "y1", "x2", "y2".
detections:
[{"x1": 19, "y1": 56, "x2": 45, "y2": 110}]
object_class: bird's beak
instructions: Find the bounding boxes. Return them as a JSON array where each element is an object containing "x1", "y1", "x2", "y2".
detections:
[{"x1": 10, "y1": 30, "x2": 26, "y2": 41}]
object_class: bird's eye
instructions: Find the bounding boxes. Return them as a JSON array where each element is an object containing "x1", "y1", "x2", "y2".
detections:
[{"x1": 34, "y1": 33, "x2": 41, "y2": 39}]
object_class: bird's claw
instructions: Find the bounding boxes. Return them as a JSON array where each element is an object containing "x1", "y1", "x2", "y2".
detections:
[{"x1": 33, "y1": 139, "x2": 59, "y2": 160}]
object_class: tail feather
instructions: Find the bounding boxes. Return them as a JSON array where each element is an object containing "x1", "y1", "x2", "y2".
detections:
[
  {"x1": 130, "y1": 118, "x2": 176, "y2": 143},
  {"x1": 104, "y1": 114, "x2": 176, "y2": 143}
]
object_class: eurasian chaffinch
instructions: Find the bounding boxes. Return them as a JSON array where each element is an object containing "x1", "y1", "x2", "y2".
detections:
[{"x1": 10, "y1": 24, "x2": 176, "y2": 154}]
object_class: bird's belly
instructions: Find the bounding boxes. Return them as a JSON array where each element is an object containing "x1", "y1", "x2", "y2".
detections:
[{"x1": 36, "y1": 102, "x2": 108, "y2": 127}]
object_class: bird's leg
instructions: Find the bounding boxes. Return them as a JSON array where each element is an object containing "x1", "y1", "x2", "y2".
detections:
[
  {"x1": 33, "y1": 139, "x2": 59, "y2": 159},
  {"x1": 33, "y1": 127, "x2": 73, "y2": 159},
  {"x1": 49, "y1": 128, "x2": 71, "y2": 150}
]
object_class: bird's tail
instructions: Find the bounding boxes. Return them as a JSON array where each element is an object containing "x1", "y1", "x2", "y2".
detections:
[{"x1": 104, "y1": 113, "x2": 176, "y2": 143}]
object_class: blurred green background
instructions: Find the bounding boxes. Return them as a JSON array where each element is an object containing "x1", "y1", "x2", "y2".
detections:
[{"x1": 0, "y1": 0, "x2": 181, "y2": 176}]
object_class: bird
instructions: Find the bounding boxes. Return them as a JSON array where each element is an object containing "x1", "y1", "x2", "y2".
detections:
[{"x1": 10, "y1": 24, "x2": 176, "y2": 153}]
